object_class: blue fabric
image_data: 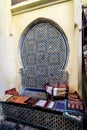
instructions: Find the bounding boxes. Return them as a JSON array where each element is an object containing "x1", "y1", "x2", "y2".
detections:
[{"x1": 23, "y1": 87, "x2": 46, "y2": 93}]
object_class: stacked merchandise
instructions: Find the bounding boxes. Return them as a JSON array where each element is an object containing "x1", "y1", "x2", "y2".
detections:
[
  {"x1": 25, "y1": 97, "x2": 39, "y2": 106},
  {"x1": 7, "y1": 96, "x2": 29, "y2": 104},
  {"x1": 45, "y1": 83, "x2": 69, "y2": 100},
  {"x1": 29, "y1": 83, "x2": 69, "y2": 111},
  {"x1": 1, "y1": 92, "x2": 85, "y2": 125},
  {"x1": 0, "y1": 95, "x2": 12, "y2": 102},
  {"x1": 26, "y1": 98, "x2": 55, "y2": 109},
  {"x1": 1, "y1": 88, "x2": 85, "y2": 124},
  {"x1": 32, "y1": 99, "x2": 64, "y2": 112},
  {"x1": 63, "y1": 91, "x2": 85, "y2": 123},
  {"x1": 53, "y1": 100, "x2": 65, "y2": 112},
  {"x1": 45, "y1": 101, "x2": 55, "y2": 109},
  {"x1": 5, "y1": 88, "x2": 19, "y2": 96},
  {"x1": 1, "y1": 95, "x2": 30, "y2": 105},
  {"x1": 33, "y1": 99, "x2": 48, "y2": 108},
  {"x1": 53, "y1": 84, "x2": 68, "y2": 98}
]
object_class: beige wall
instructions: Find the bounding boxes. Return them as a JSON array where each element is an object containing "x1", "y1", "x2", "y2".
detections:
[
  {"x1": 0, "y1": 0, "x2": 17, "y2": 97},
  {"x1": 83, "y1": 0, "x2": 87, "y2": 4},
  {"x1": 0, "y1": 0, "x2": 83, "y2": 97},
  {"x1": 12, "y1": 0, "x2": 75, "y2": 91}
]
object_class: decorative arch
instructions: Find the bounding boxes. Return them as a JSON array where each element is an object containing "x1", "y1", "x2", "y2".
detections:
[{"x1": 19, "y1": 18, "x2": 69, "y2": 89}]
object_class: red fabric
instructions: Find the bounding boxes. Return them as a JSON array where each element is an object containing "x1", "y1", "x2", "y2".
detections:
[
  {"x1": 68, "y1": 91, "x2": 81, "y2": 101},
  {"x1": 67, "y1": 99, "x2": 83, "y2": 111},
  {"x1": 58, "y1": 84, "x2": 68, "y2": 88},
  {"x1": 7, "y1": 95, "x2": 30, "y2": 104},
  {"x1": 45, "y1": 83, "x2": 69, "y2": 100},
  {"x1": 5, "y1": 88, "x2": 19, "y2": 96}
]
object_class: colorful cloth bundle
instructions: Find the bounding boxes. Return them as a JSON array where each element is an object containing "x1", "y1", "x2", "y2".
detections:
[
  {"x1": 46, "y1": 101, "x2": 55, "y2": 109},
  {"x1": 25, "y1": 97, "x2": 39, "y2": 105},
  {"x1": 53, "y1": 100, "x2": 65, "y2": 112},
  {"x1": 53, "y1": 87, "x2": 68, "y2": 97},
  {"x1": 33, "y1": 99, "x2": 48, "y2": 108},
  {"x1": 45, "y1": 83, "x2": 69, "y2": 100},
  {"x1": 0, "y1": 95, "x2": 12, "y2": 102},
  {"x1": 45, "y1": 85, "x2": 53, "y2": 95},
  {"x1": 68, "y1": 91, "x2": 81, "y2": 101},
  {"x1": 7, "y1": 95, "x2": 30, "y2": 104},
  {"x1": 63, "y1": 98, "x2": 85, "y2": 123},
  {"x1": 64, "y1": 99, "x2": 85, "y2": 115},
  {"x1": 5, "y1": 88, "x2": 19, "y2": 96}
]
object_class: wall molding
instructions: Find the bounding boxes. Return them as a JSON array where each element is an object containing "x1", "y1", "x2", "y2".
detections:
[{"x1": 11, "y1": 0, "x2": 72, "y2": 15}]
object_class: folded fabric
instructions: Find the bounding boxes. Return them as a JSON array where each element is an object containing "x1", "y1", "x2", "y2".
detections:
[
  {"x1": 53, "y1": 100, "x2": 65, "y2": 112},
  {"x1": 58, "y1": 84, "x2": 68, "y2": 88},
  {"x1": 68, "y1": 100, "x2": 83, "y2": 110},
  {"x1": 53, "y1": 87, "x2": 68, "y2": 97},
  {"x1": 68, "y1": 91, "x2": 81, "y2": 101},
  {"x1": 0, "y1": 94, "x2": 12, "y2": 102},
  {"x1": 33, "y1": 99, "x2": 48, "y2": 108},
  {"x1": 46, "y1": 101, "x2": 55, "y2": 109},
  {"x1": 64, "y1": 99, "x2": 85, "y2": 115},
  {"x1": 45, "y1": 85, "x2": 53, "y2": 95},
  {"x1": 45, "y1": 83, "x2": 69, "y2": 100},
  {"x1": 63, "y1": 111, "x2": 83, "y2": 123},
  {"x1": 5, "y1": 88, "x2": 19, "y2": 96},
  {"x1": 25, "y1": 97, "x2": 39, "y2": 105},
  {"x1": 7, "y1": 95, "x2": 30, "y2": 104}
]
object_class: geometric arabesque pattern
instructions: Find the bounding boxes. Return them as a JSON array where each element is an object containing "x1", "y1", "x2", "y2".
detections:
[
  {"x1": 2, "y1": 102, "x2": 82, "y2": 130},
  {"x1": 20, "y1": 19, "x2": 69, "y2": 88}
]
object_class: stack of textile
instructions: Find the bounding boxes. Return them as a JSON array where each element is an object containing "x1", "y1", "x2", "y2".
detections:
[
  {"x1": 7, "y1": 95, "x2": 29, "y2": 104},
  {"x1": 63, "y1": 91, "x2": 85, "y2": 123},
  {"x1": 53, "y1": 84, "x2": 68, "y2": 98},
  {"x1": 53, "y1": 100, "x2": 65, "y2": 112},
  {"x1": 45, "y1": 83, "x2": 69, "y2": 100}
]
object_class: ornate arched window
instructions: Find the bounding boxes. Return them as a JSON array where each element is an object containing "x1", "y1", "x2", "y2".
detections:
[{"x1": 19, "y1": 18, "x2": 69, "y2": 90}]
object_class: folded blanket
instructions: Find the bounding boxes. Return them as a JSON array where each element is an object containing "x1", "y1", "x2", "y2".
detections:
[
  {"x1": 64, "y1": 99, "x2": 85, "y2": 115},
  {"x1": 45, "y1": 86, "x2": 53, "y2": 95},
  {"x1": 53, "y1": 100, "x2": 65, "y2": 112},
  {"x1": 33, "y1": 99, "x2": 48, "y2": 108},
  {"x1": 1, "y1": 95, "x2": 12, "y2": 102},
  {"x1": 7, "y1": 95, "x2": 30, "y2": 104},
  {"x1": 25, "y1": 97, "x2": 39, "y2": 105},
  {"x1": 45, "y1": 83, "x2": 69, "y2": 100},
  {"x1": 53, "y1": 87, "x2": 68, "y2": 97},
  {"x1": 68, "y1": 91, "x2": 81, "y2": 101},
  {"x1": 5, "y1": 88, "x2": 19, "y2": 96},
  {"x1": 46, "y1": 101, "x2": 55, "y2": 109}
]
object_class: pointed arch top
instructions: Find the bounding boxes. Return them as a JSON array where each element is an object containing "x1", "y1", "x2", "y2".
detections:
[{"x1": 19, "y1": 17, "x2": 69, "y2": 70}]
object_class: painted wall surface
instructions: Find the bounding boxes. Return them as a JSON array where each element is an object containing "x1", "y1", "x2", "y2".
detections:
[
  {"x1": 0, "y1": 0, "x2": 17, "y2": 97},
  {"x1": 0, "y1": 0, "x2": 82, "y2": 97},
  {"x1": 83, "y1": 0, "x2": 87, "y2": 4},
  {"x1": 12, "y1": 0, "x2": 77, "y2": 91}
]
